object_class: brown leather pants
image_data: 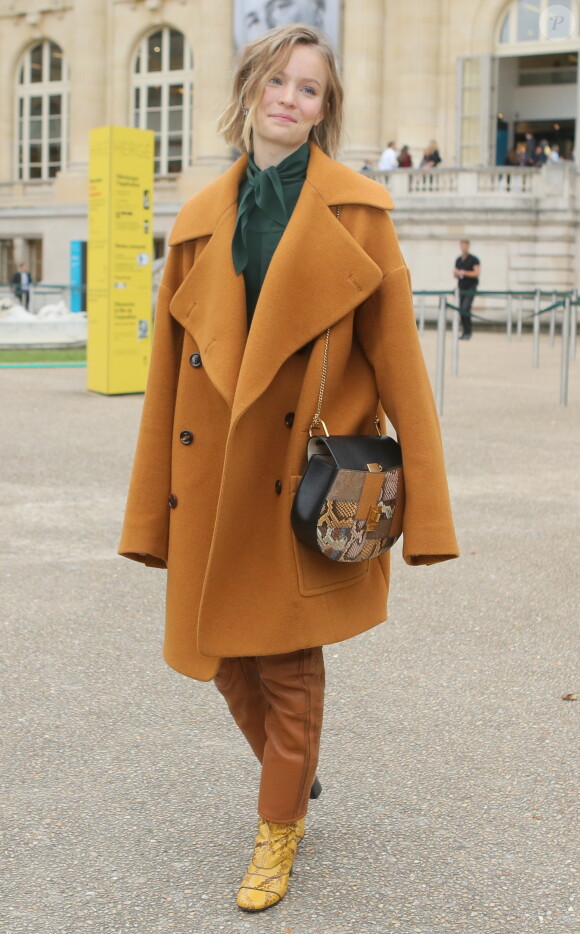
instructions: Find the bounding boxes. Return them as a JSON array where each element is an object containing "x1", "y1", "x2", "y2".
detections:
[{"x1": 214, "y1": 648, "x2": 325, "y2": 823}]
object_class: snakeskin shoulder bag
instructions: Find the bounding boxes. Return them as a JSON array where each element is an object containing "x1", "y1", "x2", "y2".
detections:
[{"x1": 290, "y1": 209, "x2": 405, "y2": 563}]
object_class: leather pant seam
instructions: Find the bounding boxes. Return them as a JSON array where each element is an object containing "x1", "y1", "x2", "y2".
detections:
[{"x1": 292, "y1": 648, "x2": 312, "y2": 820}]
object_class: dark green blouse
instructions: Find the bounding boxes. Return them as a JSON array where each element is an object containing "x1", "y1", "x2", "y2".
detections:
[{"x1": 232, "y1": 142, "x2": 309, "y2": 329}]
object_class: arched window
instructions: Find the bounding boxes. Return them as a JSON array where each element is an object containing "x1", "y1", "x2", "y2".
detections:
[
  {"x1": 498, "y1": 0, "x2": 578, "y2": 46},
  {"x1": 132, "y1": 28, "x2": 193, "y2": 176},
  {"x1": 16, "y1": 41, "x2": 69, "y2": 180}
]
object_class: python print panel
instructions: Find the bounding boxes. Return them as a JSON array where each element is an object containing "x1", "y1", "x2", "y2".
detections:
[{"x1": 316, "y1": 467, "x2": 402, "y2": 562}]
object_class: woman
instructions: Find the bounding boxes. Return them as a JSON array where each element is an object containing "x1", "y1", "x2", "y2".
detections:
[
  {"x1": 398, "y1": 144, "x2": 413, "y2": 168},
  {"x1": 420, "y1": 139, "x2": 442, "y2": 168},
  {"x1": 119, "y1": 24, "x2": 458, "y2": 913}
]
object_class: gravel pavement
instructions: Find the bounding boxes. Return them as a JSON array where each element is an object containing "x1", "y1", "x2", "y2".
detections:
[{"x1": 1, "y1": 329, "x2": 578, "y2": 934}]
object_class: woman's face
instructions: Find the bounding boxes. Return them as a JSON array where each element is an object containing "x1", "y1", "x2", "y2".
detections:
[{"x1": 252, "y1": 44, "x2": 327, "y2": 161}]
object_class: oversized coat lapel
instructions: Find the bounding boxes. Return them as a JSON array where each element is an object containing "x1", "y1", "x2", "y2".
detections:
[
  {"x1": 167, "y1": 157, "x2": 248, "y2": 409},
  {"x1": 166, "y1": 143, "x2": 394, "y2": 418},
  {"x1": 232, "y1": 176, "x2": 384, "y2": 422}
]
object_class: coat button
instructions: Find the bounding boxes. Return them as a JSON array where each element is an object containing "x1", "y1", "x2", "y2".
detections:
[
  {"x1": 275, "y1": 480, "x2": 283, "y2": 495},
  {"x1": 284, "y1": 412, "x2": 295, "y2": 428},
  {"x1": 189, "y1": 352, "x2": 202, "y2": 368},
  {"x1": 179, "y1": 430, "x2": 194, "y2": 445},
  {"x1": 168, "y1": 494, "x2": 178, "y2": 508}
]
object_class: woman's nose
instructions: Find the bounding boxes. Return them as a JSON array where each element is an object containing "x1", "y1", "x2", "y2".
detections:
[{"x1": 278, "y1": 87, "x2": 297, "y2": 107}]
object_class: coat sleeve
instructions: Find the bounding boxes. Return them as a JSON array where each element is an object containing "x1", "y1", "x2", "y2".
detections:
[
  {"x1": 117, "y1": 250, "x2": 184, "y2": 568},
  {"x1": 355, "y1": 216, "x2": 459, "y2": 566}
]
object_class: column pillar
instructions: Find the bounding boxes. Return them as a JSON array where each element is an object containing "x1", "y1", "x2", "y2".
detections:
[
  {"x1": 178, "y1": 0, "x2": 232, "y2": 195},
  {"x1": 54, "y1": 0, "x2": 107, "y2": 202},
  {"x1": 382, "y1": 2, "x2": 441, "y2": 167},
  {"x1": 341, "y1": 0, "x2": 384, "y2": 167},
  {"x1": 13, "y1": 237, "x2": 26, "y2": 266},
  {"x1": 575, "y1": 58, "x2": 580, "y2": 169},
  {"x1": 67, "y1": 0, "x2": 108, "y2": 172}
]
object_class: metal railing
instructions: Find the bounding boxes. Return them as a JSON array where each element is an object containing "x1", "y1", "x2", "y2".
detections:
[{"x1": 414, "y1": 288, "x2": 577, "y2": 413}]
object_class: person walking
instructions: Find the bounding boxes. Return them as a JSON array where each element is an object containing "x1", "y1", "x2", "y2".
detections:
[
  {"x1": 454, "y1": 239, "x2": 480, "y2": 340},
  {"x1": 11, "y1": 262, "x2": 32, "y2": 309},
  {"x1": 119, "y1": 23, "x2": 458, "y2": 914}
]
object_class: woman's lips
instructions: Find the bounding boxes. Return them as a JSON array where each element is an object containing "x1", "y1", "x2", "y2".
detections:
[{"x1": 269, "y1": 114, "x2": 297, "y2": 123}]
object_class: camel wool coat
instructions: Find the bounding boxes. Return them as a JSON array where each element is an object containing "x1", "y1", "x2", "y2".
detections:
[{"x1": 118, "y1": 142, "x2": 459, "y2": 682}]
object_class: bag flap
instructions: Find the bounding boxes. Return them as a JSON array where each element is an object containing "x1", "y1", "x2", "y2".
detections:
[{"x1": 307, "y1": 435, "x2": 402, "y2": 471}]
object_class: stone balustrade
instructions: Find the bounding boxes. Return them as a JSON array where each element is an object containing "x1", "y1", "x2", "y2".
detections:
[{"x1": 372, "y1": 161, "x2": 576, "y2": 206}]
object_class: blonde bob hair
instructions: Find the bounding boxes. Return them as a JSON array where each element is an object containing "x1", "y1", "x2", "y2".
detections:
[{"x1": 218, "y1": 24, "x2": 343, "y2": 159}]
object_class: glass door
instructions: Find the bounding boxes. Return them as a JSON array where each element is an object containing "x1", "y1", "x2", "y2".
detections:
[{"x1": 456, "y1": 55, "x2": 497, "y2": 166}]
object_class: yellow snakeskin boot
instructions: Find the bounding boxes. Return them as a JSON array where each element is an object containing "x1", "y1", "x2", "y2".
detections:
[
  {"x1": 236, "y1": 818, "x2": 302, "y2": 912},
  {"x1": 259, "y1": 815, "x2": 305, "y2": 842}
]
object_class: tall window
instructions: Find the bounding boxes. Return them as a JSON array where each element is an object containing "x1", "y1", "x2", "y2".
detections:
[
  {"x1": 16, "y1": 41, "x2": 68, "y2": 180},
  {"x1": 132, "y1": 28, "x2": 193, "y2": 176}
]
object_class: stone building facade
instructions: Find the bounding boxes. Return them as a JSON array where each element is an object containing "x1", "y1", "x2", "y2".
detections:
[{"x1": 0, "y1": 0, "x2": 578, "y2": 295}]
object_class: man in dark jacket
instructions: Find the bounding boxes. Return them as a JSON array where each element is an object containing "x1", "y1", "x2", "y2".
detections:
[
  {"x1": 453, "y1": 240, "x2": 480, "y2": 340},
  {"x1": 12, "y1": 263, "x2": 32, "y2": 309}
]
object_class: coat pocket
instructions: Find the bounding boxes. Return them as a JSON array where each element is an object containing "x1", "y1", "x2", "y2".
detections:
[{"x1": 289, "y1": 475, "x2": 369, "y2": 597}]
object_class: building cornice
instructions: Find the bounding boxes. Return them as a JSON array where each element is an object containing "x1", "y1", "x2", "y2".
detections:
[{"x1": 0, "y1": 1, "x2": 72, "y2": 20}]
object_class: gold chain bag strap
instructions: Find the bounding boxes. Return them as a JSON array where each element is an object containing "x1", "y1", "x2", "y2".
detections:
[{"x1": 290, "y1": 206, "x2": 405, "y2": 563}]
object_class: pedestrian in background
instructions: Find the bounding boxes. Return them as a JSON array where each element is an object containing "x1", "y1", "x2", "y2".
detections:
[
  {"x1": 398, "y1": 144, "x2": 413, "y2": 167},
  {"x1": 11, "y1": 262, "x2": 32, "y2": 309},
  {"x1": 119, "y1": 23, "x2": 458, "y2": 914},
  {"x1": 377, "y1": 140, "x2": 399, "y2": 170},
  {"x1": 523, "y1": 132, "x2": 536, "y2": 166},
  {"x1": 532, "y1": 143, "x2": 547, "y2": 167},
  {"x1": 420, "y1": 139, "x2": 442, "y2": 168},
  {"x1": 454, "y1": 239, "x2": 480, "y2": 340},
  {"x1": 504, "y1": 147, "x2": 519, "y2": 166}
]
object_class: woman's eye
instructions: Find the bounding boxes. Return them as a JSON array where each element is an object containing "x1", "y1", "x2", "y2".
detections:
[
  {"x1": 303, "y1": 86, "x2": 316, "y2": 95},
  {"x1": 269, "y1": 76, "x2": 282, "y2": 85}
]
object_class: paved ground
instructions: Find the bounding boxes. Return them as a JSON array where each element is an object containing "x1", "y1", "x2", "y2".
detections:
[{"x1": 1, "y1": 328, "x2": 578, "y2": 934}]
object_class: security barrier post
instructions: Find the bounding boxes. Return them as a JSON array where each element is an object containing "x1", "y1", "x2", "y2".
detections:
[
  {"x1": 560, "y1": 296, "x2": 571, "y2": 406},
  {"x1": 532, "y1": 289, "x2": 541, "y2": 368},
  {"x1": 571, "y1": 289, "x2": 577, "y2": 361},
  {"x1": 452, "y1": 289, "x2": 460, "y2": 378},
  {"x1": 435, "y1": 294, "x2": 447, "y2": 415},
  {"x1": 517, "y1": 294, "x2": 523, "y2": 340},
  {"x1": 419, "y1": 293, "x2": 426, "y2": 335},
  {"x1": 549, "y1": 291, "x2": 557, "y2": 347}
]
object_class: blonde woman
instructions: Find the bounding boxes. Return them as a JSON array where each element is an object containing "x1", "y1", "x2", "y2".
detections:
[
  {"x1": 420, "y1": 139, "x2": 442, "y2": 168},
  {"x1": 119, "y1": 24, "x2": 458, "y2": 912}
]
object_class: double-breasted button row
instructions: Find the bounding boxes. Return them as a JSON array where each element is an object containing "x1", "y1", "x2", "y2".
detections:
[
  {"x1": 284, "y1": 412, "x2": 295, "y2": 428},
  {"x1": 275, "y1": 480, "x2": 283, "y2": 495},
  {"x1": 180, "y1": 430, "x2": 194, "y2": 445},
  {"x1": 189, "y1": 352, "x2": 202, "y2": 368},
  {"x1": 168, "y1": 494, "x2": 178, "y2": 509}
]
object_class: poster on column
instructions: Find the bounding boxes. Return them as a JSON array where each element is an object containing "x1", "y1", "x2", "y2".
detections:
[
  {"x1": 87, "y1": 126, "x2": 154, "y2": 395},
  {"x1": 234, "y1": 0, "x2": 340, "y2": 48}
]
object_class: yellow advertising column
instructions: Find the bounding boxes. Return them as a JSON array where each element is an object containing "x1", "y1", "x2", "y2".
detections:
[{"x1": 87, "y1": 126, "x2": 154, "y2": 394}]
